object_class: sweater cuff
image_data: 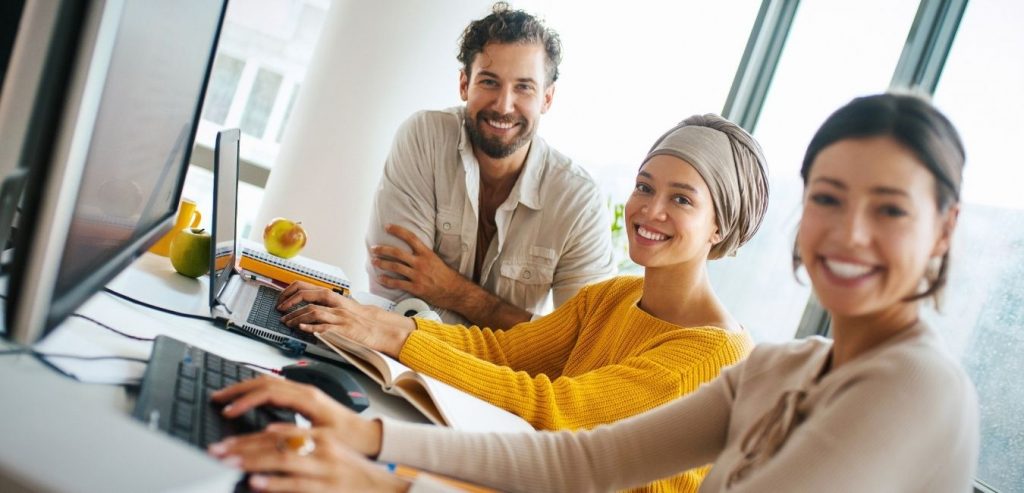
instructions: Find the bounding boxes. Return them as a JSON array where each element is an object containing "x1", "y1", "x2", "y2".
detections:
[
  {"x1": 413, "y1": 317, "x2": 459, "y2": 336},
  {"x1": 398, "y1": 326, "x2": 440, "y2": 367},
  {"x1": 378, "y1": 418, "x2": 435, "y2": 466}
]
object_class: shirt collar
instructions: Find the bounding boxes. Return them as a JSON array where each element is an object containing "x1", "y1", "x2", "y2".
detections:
[{"x1": 454, "y1": 106, "x2": 545, "y2": 211}]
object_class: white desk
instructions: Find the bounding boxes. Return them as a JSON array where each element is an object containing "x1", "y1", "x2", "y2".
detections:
[{"x1": 0, "y1": 251, "x2": 429, "y2": 492}]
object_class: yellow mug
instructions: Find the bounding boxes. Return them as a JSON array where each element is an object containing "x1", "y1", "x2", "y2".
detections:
[{"x1": 149, "y1": 198, "x2": 202, "y2": 256}]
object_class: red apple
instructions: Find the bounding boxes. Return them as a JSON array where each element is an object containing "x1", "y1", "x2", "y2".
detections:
[{"x1": 263, "y1": 217, "x2": 307, "y2": 259}]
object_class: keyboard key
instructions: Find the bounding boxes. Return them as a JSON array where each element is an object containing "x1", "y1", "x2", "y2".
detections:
[
  {"x1": 173, "y1": 402, "x2": 194, "y2": 430},
  {"x1": 179, "y1": 363, "x2": 198, "y2": 380},
  {"x1": 177, "y1": 379, "x2": 196, "y2": 403}
]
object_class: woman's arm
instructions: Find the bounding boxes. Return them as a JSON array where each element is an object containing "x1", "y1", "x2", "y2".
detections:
[
  {"x1": 379, "y1": 366, "x2": 738, "y2": 493},
  {"x1": 400, "y1": 330, "x2": 747, "y2": 430}
]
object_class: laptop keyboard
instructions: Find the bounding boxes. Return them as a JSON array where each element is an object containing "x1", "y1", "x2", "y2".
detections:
[
  {"x1": 246, "y1": 285, "x2": 317, "y2": 344},
  {"x1": 133, "y1": 335, "x2": 296, "y2": 448}
]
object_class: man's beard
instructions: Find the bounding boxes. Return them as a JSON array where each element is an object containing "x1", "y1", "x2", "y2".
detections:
[{"x1": 465, "y1": 110, "x2": 534, "y2": 159}]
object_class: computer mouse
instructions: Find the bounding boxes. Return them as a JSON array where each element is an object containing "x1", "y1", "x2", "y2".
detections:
[{"x1": 280, "y1": 360, "x2": 370, "y2": 412}]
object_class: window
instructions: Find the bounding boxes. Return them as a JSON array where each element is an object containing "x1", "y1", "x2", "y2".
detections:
[
  {"x1": 203, "y1": 54, "x2": 245, "y2": 125},
  {"x1": 239, "y1": 67, "x2": 283, "y2": 139},
  {"x1": 194, "y1": 0, "x2": 330, "y2": 169},
  {"x1": 928, "y1": 1, "x2": 1024, "y2": 490},
  {"x1": 707, "y1": 0, "x2": 920, "y2": 343},
  {"x1": 537, "y1": 0, "x2": 762, "y2": 275}
]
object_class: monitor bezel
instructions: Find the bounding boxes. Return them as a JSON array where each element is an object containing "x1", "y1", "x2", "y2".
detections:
[{"x1": 5, "y1": 0, "x2": 228, "y2": 344}]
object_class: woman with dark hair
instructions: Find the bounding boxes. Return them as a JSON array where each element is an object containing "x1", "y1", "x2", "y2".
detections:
[{"x1": 207, "y1": 94, "x2": 978, "y2": 493}]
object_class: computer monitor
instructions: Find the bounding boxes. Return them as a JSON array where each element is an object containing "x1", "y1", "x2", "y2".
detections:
[
  {"x1": 3, "y1": 0, "x2": 228, "y2": 344},
  {"x1": 210, "y1": 128, "x2": 240, "y2": 309}
]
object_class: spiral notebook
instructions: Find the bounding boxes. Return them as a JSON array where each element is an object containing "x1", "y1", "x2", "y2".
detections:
[{"x1": 237, "y1": 237, "x2": 350, "y2": 295}]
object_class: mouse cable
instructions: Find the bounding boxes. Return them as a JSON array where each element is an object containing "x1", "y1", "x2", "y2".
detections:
[
  {"x1": 0, "y1": 345, "x2": 147, "y2": 383},
  {"x1": 70, "y1": 313, "x2": 279, "y2": 374},
  {"x1": 70, "y1": 313, "x2": 155, "y2": 341},
  {"x1": 103, "y1": 287, "x2": 217, "y2": 323}
]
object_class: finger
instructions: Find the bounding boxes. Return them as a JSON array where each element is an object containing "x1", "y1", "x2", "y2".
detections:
[
  {"x1": 371, "y1": 244, "x2": 415, "y2": 266},
  {"x1": 210, "y1": 375, "x2": 279, "y2": 403},
  {"x1": 287, "y1": 311, "x2": 343, "y2": 330},
  {"x1": 281, "y1": 304, "x2": 322, "y2": 325},
  {"x1": 373, "y1": 257, "x2": 417, "y2": 280},
  {"x1": 278, "y1": 286, "x2": 337, "y2": 311},
  {"x1": 277, "y1": 281, "x2": 316, "y2": 302},
  {"x1": 385, "y1": 224, "x2": 430, "y2": 254},
  {"x1": 208, "y1": 427, "x2": 288, "y2": 458},
  {"x1": 218, "y1": 380, "x2": 322, "y2": 419},
  {"x1": 250, "y1": 474, "x2": 325, "y2": 493},
  {"x1": 282, "y1": 306, "x2": 344, "y2": 328},
  {"x1": 377, "y1": 275, "x2": 415, "y2": 294}
]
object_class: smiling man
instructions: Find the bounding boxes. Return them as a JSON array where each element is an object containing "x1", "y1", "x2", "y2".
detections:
[{"x1": 365, "y1": 3, "x2": 614, "y2": 329}]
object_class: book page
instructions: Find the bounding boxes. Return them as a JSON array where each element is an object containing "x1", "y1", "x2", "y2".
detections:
[
  {"x1": 316, "y1": 332, "x2": 533, "y2": 432},
  {"x1": 315, "y1": 331, "x2": 412, "y2": 388},
  {"x1": 395, "y1": 373, "x2": 534, "y2": 433}
]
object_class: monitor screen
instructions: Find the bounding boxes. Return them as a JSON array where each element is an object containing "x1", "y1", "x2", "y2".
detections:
[
  {"x1": 4, "y1": 0, "x2": 227, "y2": 343},
  {"x1": 210, "y1": 128, "x2": 240, "y2": 309}
]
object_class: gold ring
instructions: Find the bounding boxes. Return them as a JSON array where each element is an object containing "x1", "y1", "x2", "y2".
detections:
[{"x1": 284, "y1": 434, "x2": 316, "y2": 457}]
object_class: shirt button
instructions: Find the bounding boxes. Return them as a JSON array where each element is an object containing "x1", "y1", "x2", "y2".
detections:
[
  {"x1": 443, "y1": 223, "x2": 451, "y2": 231},
  {"x1": 523, "y1": 270, "x2": 531, "y2": 280},
  {"x1": 461, "y1": 244, "x2": 468, "y2": 252}
]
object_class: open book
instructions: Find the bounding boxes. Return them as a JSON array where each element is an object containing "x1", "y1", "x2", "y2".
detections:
[{"x1": 315, "y1": 331, "x2": 533, "y2": 433}]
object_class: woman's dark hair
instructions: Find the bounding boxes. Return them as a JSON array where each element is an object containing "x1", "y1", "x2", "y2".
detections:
[
  {"x1": 457, "y1": 2, "x2": 562, "y2": 85},
  {"x1": 793, "y1": 93, "x2": 965, "y2": 303}
]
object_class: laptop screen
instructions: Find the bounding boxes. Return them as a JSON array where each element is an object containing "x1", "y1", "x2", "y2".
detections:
[{"x1": 209, "y1": 128, "x2": 240, "y2": 309}]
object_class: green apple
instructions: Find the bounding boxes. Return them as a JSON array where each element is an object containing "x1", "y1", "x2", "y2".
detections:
[
  {"x1": 169, "y1": 227, "x2": 211, "y2": 278},
  {"x1": 263, "y1": 217, "x2": 307, "y2": 259}
]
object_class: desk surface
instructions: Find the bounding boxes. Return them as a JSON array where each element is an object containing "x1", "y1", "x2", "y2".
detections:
[{"x1": 0, "y1": 252, "x2": 429, "y2": 492}]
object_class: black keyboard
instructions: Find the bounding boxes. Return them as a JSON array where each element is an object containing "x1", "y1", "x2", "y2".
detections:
[
  {"x1": 133, "y1": 335, "x2": 296, "y2": 448},
  {"x1": 246, "y1": 285, "x2": 317, "y2": 344}
]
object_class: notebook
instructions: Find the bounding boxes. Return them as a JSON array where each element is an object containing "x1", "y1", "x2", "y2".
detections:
[{"x1": 206, "y1": 128, "x2": 351, "y2": 364}]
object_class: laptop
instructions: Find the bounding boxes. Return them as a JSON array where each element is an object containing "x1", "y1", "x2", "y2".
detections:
[{"x1": 207, "y1": 128, "x2": 350, "y2": 363}]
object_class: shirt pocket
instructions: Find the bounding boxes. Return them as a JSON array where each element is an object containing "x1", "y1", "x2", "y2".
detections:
[
  {"x1": 434, "y1": 208, "x2": 463, "y2": 267},
  {"x1": 497, "y1": 260, "x2": 555, "y2": 314}
]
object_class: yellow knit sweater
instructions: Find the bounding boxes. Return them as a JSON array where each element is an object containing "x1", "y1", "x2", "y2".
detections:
[{"x1": 399, "y1": 276, "x2": 754, "y2": 493}]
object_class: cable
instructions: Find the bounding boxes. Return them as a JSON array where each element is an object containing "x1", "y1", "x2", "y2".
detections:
[
  {"x1": 70, "y1": 313, "x2": 154, "y2": 341},
  {"x1": 103, "y1": 287, "x2": 216, "y2": 322},
  {"x1": 31, "y1": 352, "x2": 147, "y2": 383},
  {"x1": 35, "y1": 352, "x2": 149, "y2": 364}
]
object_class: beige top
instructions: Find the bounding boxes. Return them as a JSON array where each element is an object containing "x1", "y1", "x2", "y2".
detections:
[
  {"x1": 381, "y1": 323, "x2": 979, "y2": 493},
  {"x1": 366, "y1": 107, "x2": 615, "y2": 325}
]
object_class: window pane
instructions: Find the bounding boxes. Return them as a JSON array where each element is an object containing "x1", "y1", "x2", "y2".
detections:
[
  {"x1": 538, "y1": 0, "x2": 761, "y2": 274},
  {"x1": 239, "y1": 67, "x2": 283, "y2": 139},
  {"x1": 202, "y1": 54, "x2": 244, "y2": 124},
  {"x1": 929, "y1": 1, "x2": 1024, "y2": 490},
  {"x1": 276, "y1": 84, "x2": 299, "y2": 143},
  {"x1": 708, "y1": 0, "x2": 919, "y2": 342}
]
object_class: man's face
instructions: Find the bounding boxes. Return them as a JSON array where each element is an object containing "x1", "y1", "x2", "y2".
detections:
[{"x1": 460, "y1": 42, "x2": 555, "y2": 160}]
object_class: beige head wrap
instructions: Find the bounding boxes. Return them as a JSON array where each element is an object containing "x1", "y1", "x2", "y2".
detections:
[{"x1": 643, "y1": 114, "x2": 769, "y2": 259}]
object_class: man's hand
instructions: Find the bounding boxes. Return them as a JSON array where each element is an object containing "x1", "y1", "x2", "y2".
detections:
[
  {"x1": 372, "y1": 223, "x2": 534, "y2": 330},
  {"x1": 370, "y1": 224, "x2": 470, "y2": 310}
]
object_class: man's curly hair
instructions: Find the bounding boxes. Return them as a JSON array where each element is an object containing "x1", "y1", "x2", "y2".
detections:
[{"x1": 457, "y1": 2, "x2": 562, "y2": 85}]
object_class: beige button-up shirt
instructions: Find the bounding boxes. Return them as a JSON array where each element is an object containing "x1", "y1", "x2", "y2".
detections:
[{"x1": 366, "y1": 107, "x2": 615, "y2": 325}]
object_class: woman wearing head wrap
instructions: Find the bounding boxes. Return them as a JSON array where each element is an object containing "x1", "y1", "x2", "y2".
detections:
[
  {"x1": 209, "y1": 114, "x2": 771, "y2": 493},
  {"x1": 210, "y1": 94, "x2": 977, "y2": 493}
]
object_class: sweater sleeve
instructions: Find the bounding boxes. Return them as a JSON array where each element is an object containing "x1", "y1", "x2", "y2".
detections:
[
  {"x1": 379, "y1": 363, "x2": 738, "y2": 493},
  {"x1": 400, "y1": 325, "x2": 746, "y2": 430},
  {"x1": 403, "y1": 286, "x2": 589, "y2": 377},
  {"x1": 724, "y1": 353, "x2": 979, "y2": 492}
]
